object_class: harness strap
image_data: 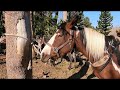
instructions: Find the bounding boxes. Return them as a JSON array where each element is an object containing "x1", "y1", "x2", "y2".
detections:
[
  {"x1": 90, "y1": 53, "x2": 112, "y2": 73},
  {"x1": 57, "y1": 38, "x2": 72, "y2": 50},
  {"x1": 92, "y1": 54, "x2": 110, "y2": 67},
  {"x1": 99, "y1": 53, "x2": 112, "y2": 72},
  {"x1": 43, "y1": 41, "x2": 60, "y2": 57}
]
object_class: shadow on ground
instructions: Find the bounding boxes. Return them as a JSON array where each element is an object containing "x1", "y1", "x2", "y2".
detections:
[{"x1": 68, "y1": 57, "x2": 96, "y2": 79}]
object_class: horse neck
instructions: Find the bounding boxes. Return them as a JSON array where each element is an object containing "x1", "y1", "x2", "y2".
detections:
[{"x1": 75, "y1": 30, "x2": 95, "y2": 63}]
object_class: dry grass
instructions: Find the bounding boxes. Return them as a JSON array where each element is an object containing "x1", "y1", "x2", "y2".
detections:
[{"x1": 0, "y1": 54, "x2": 98, "y2": 79}]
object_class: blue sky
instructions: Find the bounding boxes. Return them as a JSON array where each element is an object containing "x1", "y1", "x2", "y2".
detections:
[{"x1": 57, "y1": 11, "x2": 120, "y2": 28}]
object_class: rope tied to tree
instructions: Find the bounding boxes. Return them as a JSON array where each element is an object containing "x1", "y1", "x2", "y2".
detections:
[
  {"x1": 4, "y1": 33, "x2": 28, "y2": 40},
  {"x1": 3, "y1": 33, "x2": 42, "y2": 56}
]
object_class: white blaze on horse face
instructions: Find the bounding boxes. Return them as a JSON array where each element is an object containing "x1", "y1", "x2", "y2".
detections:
[
  {"x1": 40, "y1": 33, "x2": 57, "y2": 56},
  {"x1": 112, "y1": 60, "x2": 120, "y2": 74}
]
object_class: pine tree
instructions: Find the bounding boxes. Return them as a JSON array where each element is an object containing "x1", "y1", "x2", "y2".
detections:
[
  {"x1": 0, "y1": 11, "x2": 5, "y2": 36},
  {"x1": 32, "y1": 11, "x2": 58, "y2": 40},
  {"x1": 67, "y1": 11, "x2": 84, "y2": 30},
  {"x1": 97, "y1": 11, "x2": 113, "y2": 35},
  {"x1": 67, "y1": 11, "x2": 94, "y2": 29},
  {"x1": 83, "y1": 17, "x2": 93, "y2": 28}
]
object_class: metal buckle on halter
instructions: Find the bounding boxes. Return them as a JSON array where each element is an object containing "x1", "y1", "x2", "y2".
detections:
[
  {"x1": 53, "y1": 47, "x2": 60, "y2": 57},
  {"x1": 53, "y1": 47, "x2": 59, "y2": 53}
]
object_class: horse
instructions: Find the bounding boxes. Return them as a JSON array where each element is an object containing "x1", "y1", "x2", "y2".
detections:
[
  {"x1": 74, "y1": 27, "x2": 120, "y2": 79},
  {"x1": 35, "y1": 35, "x2": 45, "y2": 57},
  {"x1": 40, "y1": 15, "x2": 120, "y2": 78},
  {"x1": 40, "y1": 16, "x2": 79, "y2": 68},
  {"x1": 32, "y1": 35, "x2": 45, "y2": 59}
]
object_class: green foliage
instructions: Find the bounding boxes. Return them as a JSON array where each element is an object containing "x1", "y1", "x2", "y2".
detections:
[
  {"x1": 83, "y1": 17, "x2": 93, "y2": 28},
  {"x1": 67, "y1": 11, "x2": 84, "y2": 29},
  {"x1": 67, "y1": 11, "x2": 94, "y2": 29},
  {"x1": 32, "y1": 11, "x2": 59, "y2": 39},
  {"x1": 32, "y1": 11, "x2": 95, "y2": 40},
  {"x1": 97, "y1": 11, "x2": 113, "y2": 35},
  {"x1": 0, "y1": 11, "x2": 5, "y2": 36}
]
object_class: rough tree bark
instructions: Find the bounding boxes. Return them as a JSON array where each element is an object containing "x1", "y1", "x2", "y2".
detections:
[
  {"x1": 5, "y1": 11, "x2": 32, "y2": 79},
  {"x1": 30, "y1": 11, "x2": 36, "y2": 60},
  {"x1": 63, "y1": 11, "x2": 67, "y2": 21}
]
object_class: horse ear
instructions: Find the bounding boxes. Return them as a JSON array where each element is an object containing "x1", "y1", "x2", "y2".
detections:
[{"x1": 65, "y1": 15, "x2": 78, "y2": 31}]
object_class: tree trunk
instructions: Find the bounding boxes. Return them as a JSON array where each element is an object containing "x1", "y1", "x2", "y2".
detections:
[
  {"x1": 5, "y1": 11, "x2": 32, "y2": 79},
  {"x1": 30, "y1": 11, "x2": 36, "y2": 60},
  {"x1": 63, "y1": 11, "x2": 67, "y2": 21}
]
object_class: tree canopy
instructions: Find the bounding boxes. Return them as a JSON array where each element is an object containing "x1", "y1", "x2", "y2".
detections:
[{"x1": 96, "y1": 11, "x2": 113, "y2": 35}]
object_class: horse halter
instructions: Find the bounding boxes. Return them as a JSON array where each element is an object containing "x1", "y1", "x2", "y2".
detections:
[{"x1": 43, "y1": 29, "x2": 74, "y2": 58}]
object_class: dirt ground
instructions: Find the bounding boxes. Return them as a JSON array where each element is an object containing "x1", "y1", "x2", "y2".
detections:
[{"x1": 0, "y1": 54, "x2": 98, "y2": 79}]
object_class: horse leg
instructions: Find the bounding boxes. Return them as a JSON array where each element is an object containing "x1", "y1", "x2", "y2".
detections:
[
  {"x1": 72, "y1": 51, "x2": 80, "y2": 68},
  {"x1": 53, "y1": 57, "x2": 63, "y2": 66},
  {"x1": 68, "y1": 53, "x2": 73, "y2": 70},
  {"x1": 37, "y1": 44, "x2": 41, "y2": 59},
  {"x1": 73, "y1": 51, "x2": 76, "y2": 63}
]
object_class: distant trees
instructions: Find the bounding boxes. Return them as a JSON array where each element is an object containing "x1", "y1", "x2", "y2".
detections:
[
  {"x1": 67, "y1": 11, "x2": 93, "y2": 29},
  {"x1": 0, "y1": 11, "x2": 114, "y2": 38},
  {"x1": 2, "y1": 11, "x2": 113, "y2": 39},
  {"x1": 67, "y1": 11, "x2": 84, "y2": 29},
  {"x1": 0, "y1": 11, "x2": 94, "y2": 37},
  {"x1": 83, "y1": 17, "x2": 93, "y2": 28},
  {"x1": 0, "y1": 11, "x2": 5, "y2": 36},
  {"x1": 96, "y1": 11, "x2": 113, "y2": 35},
  {"x1": 32, "y1": 11, "x2": 59, "y2": 40}
]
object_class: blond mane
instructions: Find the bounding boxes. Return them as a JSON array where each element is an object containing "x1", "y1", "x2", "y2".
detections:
[{"x1": 84, "y1": 27, "x2": 105, "y2": 62}]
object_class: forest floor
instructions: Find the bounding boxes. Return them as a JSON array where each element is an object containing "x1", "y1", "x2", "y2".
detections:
[{"x1": 0, "y1": 53, "x2": 98, "y2": 79}]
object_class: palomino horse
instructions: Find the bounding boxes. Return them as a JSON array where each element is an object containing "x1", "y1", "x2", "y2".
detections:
[
  {"x1": 40, "y1": 16, "x2": 78, "y2": 67},
  {"x1": 75, "y1": 27, "x2": 120, "y2": 79}
]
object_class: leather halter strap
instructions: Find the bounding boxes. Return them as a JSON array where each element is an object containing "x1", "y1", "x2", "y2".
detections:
[{"x1": 43, "y1": 29, "x2": 74, "y2": 57}]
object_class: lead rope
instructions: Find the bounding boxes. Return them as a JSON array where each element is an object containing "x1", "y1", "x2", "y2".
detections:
[{"x1": 2, "y1": 33, "x2": 42, "y2": 56}]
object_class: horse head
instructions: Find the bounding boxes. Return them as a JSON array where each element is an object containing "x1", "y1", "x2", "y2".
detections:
[{"x1": 40, "y1": 17, "x2": 78, "y2": 63}]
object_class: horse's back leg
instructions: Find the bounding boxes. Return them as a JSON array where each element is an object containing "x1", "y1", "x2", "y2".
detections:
[{"x1": 68, "y1": 53, "x2": 74, "y2": 70}]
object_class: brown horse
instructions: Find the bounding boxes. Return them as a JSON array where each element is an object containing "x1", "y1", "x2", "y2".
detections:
[
  {"x1": 40, "y1": 16, "x2": 120, "y2": 79},
  {"x1": 75, "y1": 27, "x2": 120, "y2": 79},
  {"x1": 40, "y1": 16, "x2": 78, "y2": 65}
]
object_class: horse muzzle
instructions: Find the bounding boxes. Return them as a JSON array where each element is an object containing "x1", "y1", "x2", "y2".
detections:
[{"x1": 40, "y1": 52, "x2": 50, "y2": 63}]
